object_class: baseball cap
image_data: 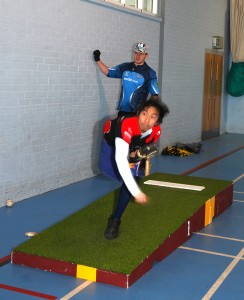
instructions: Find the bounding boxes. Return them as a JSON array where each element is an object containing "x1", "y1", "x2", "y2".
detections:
[{"x1": 134, "y1": 42, "x2": 148, "y2": 53}]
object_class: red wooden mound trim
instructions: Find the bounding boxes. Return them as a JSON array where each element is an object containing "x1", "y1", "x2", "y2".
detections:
[
  {"x1": 12, "y1": 184, "x2": 233, "y2": 288},
  {"x1": 12, "y1": 251, "x2": 77, "y2": 277},
  {"x1": 215, "y1": 184, "x2": 233, "y2": 216},
  {"x1": 96, "y1": 269, "x2": 128, "y2": 288}
]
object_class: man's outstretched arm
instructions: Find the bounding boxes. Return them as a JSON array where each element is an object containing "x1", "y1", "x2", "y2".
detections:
[{"x1": 93, "y1": 50, "x2": 109, "y2": 76}]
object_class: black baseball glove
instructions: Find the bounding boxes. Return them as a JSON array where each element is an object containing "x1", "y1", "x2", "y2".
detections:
[
  {"x1": 137, "y1": 143, "x2": 159, "y2": 160},
  {"x1": 93, "y1": 50, "x2": 101, "y2": 62}
]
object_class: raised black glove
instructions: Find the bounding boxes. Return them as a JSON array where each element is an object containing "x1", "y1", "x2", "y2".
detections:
[{"x1": 93, "y1": 50, "x2": 101, "y2": 62}]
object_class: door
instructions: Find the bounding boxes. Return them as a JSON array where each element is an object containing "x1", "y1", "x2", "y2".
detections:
[{"x1": 201, "y1": 50, "x2": 223, "y2": 140}]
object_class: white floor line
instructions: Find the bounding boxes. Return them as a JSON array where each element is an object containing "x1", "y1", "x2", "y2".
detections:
[
  {"x1": 201, "y1": 247, "x2": 244, "y2": 300},
  {"x1": 233, "y1": 173, "x2": 244, "y2": 183},
  {"x1": 194, "y1": 232, "x2": 244, "y2": 243},
  {"x1": 234, "y1": 191, "x2": 244, "y2": 195},
  {"x1": 179, "y1": 246, "x2": 244, "y2": 261},
  {"x1": 59, "y1": 280, "x2": 93, "y2": 300},
  {"x1": 234, "y1": 199, "x2": 244, "y2": 203}
]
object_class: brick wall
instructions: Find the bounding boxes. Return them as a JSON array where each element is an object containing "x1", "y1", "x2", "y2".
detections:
[
  {"x1": 0, "y1": 0, "x2": 231, "y2": 206},
  {"x1": 0, "y1": 0, "x2": 160, "y2": 205}
]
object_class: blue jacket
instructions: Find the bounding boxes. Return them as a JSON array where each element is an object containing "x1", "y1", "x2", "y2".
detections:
[{"x1": 108, "y1": 62, "x2": 159, "y2": 112}]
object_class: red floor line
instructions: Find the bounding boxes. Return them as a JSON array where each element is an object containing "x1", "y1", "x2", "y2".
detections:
[
  {"x1": 181, "y1": 146, "x2": 244, "y2": 176},
  {"x1": 0, "y1": 255, "x2": 10, "y2": 267},
  {"x1": 0, "y1": 283, "x2": 57, "y2": 299}
]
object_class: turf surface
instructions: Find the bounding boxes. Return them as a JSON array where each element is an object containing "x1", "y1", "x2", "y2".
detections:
[{"x1": 13, "y1": 173, "x2": 232, "y2": 274}]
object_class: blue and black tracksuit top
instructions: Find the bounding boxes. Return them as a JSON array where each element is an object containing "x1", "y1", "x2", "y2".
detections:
[{"x1": 108, "y1": 62, "x2": 159, "y2": 113}]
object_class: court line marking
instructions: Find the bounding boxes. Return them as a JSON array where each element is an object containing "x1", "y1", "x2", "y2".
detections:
[
  {"x1": 234, "y1": 199, "x2": 244, "y2": 203},
  {"x1": 201, "y1": 247, "x2": 244, "y2": 300},
  {"x1": 0, "y1": 254, "x2": 11, "y2": 267},
  {"x1": 59, "y1": 281, "x2": 93, "y2": 300},
  {"x1": 233, "y1": 173, "x2": 244, "y2": 183},
  {"x1": 179, "y1": 246, "x2": 244, "y2": 261},
  {"x1": 194, "y1": 232, "x2": 244, "y2": 243},
  {"x1": 234, "y1": 191, "x2": 244, "y2": 194},
  {"x1": 181, "y1": 146, "x2": 244, "y2": 176},
  {"x1": 0, "y1": 283, "x2": 57, "y2": 299}
]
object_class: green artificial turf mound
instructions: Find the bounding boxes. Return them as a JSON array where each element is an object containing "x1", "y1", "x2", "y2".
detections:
[{"x1": 13, "y1": 173, "x2": 232, "y2": 275}]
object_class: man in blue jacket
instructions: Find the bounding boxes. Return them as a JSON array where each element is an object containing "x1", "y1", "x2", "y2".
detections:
[{"x1": 93, "y1": 42, "x2": 159, "y2": 116}]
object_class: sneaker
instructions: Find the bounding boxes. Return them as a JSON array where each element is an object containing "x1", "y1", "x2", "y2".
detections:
[{"x1": 104, "y1": 216, "x2": 121, "y2": 240}]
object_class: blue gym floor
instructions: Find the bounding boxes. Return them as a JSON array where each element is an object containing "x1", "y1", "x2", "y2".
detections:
[{"x1": 1, "y1": 133, "x2": 243, "y2": 300}]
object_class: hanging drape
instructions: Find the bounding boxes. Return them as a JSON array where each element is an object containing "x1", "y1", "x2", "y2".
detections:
[{"x1": 227, "y1": 0, "x2": 244, "y2": 97}]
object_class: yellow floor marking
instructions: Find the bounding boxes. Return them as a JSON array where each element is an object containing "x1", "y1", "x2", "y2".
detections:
[{"x1": 59, "y1": 281, "x2": 93, "y2": 300}]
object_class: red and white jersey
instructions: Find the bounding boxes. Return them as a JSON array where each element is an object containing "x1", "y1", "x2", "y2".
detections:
[
  {"x1": 103, "y1": 116, "x2": 162, "y2": 197},
  {"x1": 103, "y1": 116, "x2": 161, "y2": 153}
]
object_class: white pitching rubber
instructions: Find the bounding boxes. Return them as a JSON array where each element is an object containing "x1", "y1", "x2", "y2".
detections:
[{"x1": 144, "y1": 180, "x2": 205, "y2": 191}]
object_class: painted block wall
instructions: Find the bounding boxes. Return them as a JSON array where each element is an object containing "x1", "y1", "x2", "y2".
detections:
[
  {"x1": 0, "y1": 0, "x2": 161, "y2": 206},
  {"x1": 0, "y1": 0, "x2": 235, "y2": 207},
  {"x1": 160, "y1": 0, "x2": 230, "y2": 146},
  {"x1": 226, "y1": 96, "x2": 244, "y2": 133}
]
